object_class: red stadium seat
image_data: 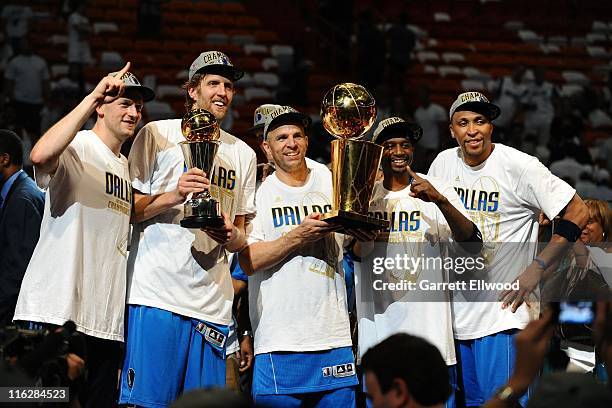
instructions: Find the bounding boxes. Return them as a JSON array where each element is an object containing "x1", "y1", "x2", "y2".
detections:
[{"x1": 222, "y1": 3, "x2": 247, "y2": 14}]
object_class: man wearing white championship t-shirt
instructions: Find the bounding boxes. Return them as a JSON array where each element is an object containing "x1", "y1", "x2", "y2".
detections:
[
  {"x1": 118, "y1": 51, "x2": 257, "y2": 407},
  {"x1": 14, "y1": 62, "x2": 155, "y2": 407},
  {"x1": 427, "y1": 91, "x2": 589, "y2": 407},
  {"x1": 239, "y1": 106, "x2": 359, "y2": 407},
  {"x1": 223, "y1": 103, "x2": 332, "y2": 394},
  {"x1": 353, "y1": 117, "x2": 483, "y2": 408}
]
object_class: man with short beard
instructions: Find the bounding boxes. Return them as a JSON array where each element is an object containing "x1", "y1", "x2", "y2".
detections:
[{"x1": 119, "y1": 51, "x2": 257, "y2": 406}]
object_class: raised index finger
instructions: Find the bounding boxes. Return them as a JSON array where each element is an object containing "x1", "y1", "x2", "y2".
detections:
[
  {"x1": 406, "y1": 165, "x2": 421, "y2": 181},
  {"x1": 116, "y1": 61, "x2": 131, "y2": 78}
]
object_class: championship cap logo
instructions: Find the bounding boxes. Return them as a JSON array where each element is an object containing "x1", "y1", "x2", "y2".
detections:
[
  {"x1": 263, "y1": 105, "x2": 311, "y2": 140},
  {"x1": 373, "y1": 116, "x2": 422, "y2": 144},
  {"x1": 449, "y1": 91, "x2": 500, "y2": 120},
  {"x1": 189, "y1": 50, "x2": 244, "y2": 82}
]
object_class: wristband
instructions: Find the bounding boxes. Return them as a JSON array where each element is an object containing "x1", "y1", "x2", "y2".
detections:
[
  {"x1": 553, "y1": 219, "x2": 582, "y2": 242},
  {"x1": 534, "y1": 257, "x2": 548, "y2": 270},
  {"x1": 457, "y1": 223, "x2": 483, "y2": 254}
]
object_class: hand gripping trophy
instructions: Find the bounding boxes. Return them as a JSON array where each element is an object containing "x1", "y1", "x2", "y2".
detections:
[
  {"x1": 320, "y1": 83, "x2": 389, "y2": 230},
  {"x1": 179, "y1": 109, "x2": 224, "y2": 228}
]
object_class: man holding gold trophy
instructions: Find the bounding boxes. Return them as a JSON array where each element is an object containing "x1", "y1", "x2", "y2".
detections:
[
  {"x1": 239, "y1": 105, "x2": 357, "y2": 407},
  {"x1": 238, "y1": 84, "x2": 386, "y2": 407},
  {"x1": 119, "y1": 51, "x2": 257, "y2": 406}
]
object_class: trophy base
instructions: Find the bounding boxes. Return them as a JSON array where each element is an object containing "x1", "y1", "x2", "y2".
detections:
[
  {"x1": 321, "y1": 210, "x2": 389, "y2": 231},
  {"x1": 180, "y1": 215, "x2": 225, "y2": 229}
]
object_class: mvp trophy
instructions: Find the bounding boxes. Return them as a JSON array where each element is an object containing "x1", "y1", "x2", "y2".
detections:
[
  {"x1": 179, "y1": 109, "x2": 224, "y2": 228},
  {"x1": 320, "y1": 83, "x2": 389, "y2": 231}
]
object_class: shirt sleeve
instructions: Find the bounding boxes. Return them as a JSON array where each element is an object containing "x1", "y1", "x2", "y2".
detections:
[
  {"x1": 237, "y1": 147, "x2": 256, "y2": 216},
  {"x1": 246, "y1": 188, "x2": 266, "y2": 244},
  {"x1": 35, "y1": 134, "x2": 85, "y2": 190},
  {"x1": 515, "y1": 157, "x2": 576, "y2": 220},
  {"x1": 128, "y1": 124, "x2": 159, "y2": 194},
  {"x1": 427, "y1": 153, "x2": 443, "y2": 178}
]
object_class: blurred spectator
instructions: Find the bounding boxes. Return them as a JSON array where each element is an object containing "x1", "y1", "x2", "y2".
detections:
[
  {"x1": 386, "y1": 12, "x2": 415, "y2": 102},
  {"x1": 549, "y1": 148, "x2": 592, "y2": 181},
  {"x1": 584, "y1": 87, "x2": 612, "y2": 128},
  {"x1": 575, "y1": 172, "x2": 599, "y2": 199},
  {"x1": 354, "y1": 10, "x2": 385, "y2": 91},
  {"x1": 592, "y1": 171, "x2": 612, "y2": 201},
  {"x1": 0, "y1": 4, "x2": 32, "y2": 54},
  {"x1": 523, "y1": 67, "x2": 557, "y2": 146},
  {"x1": 0, "y1": 33, "x2": 12, "y2": 77},
  {"x1": 3, "y1": 37, "x2": 50, "y2": 142},
  {"x1": 493, "y1": 65, "x2": 526, "y2": 137},
  {"x1": 40, "y1": 87, "x2": 77, "y2": 134},
  {"x1": 0, "y1": 129, "x2": 44, "y2": 328},
  {"x1": 413, "y1": 85, "x2": 446, "y2": 153},
  {"x1": 550, "y1": 96, "x2": 584, "y2": 145},
  {"x1": 137, "y1": 0, "x2": 162, "y2": 39},
  {"x1": 599, "y1": 137, "x2": 612, "y2": 174},
  {"x1": 67, "y1": 0, "x2": 92, "y2": 96}
]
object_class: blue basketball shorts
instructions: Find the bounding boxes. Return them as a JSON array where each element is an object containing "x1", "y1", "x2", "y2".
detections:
[{"x1": 118, "y1": 305, "x2": 228, "y2": 407}]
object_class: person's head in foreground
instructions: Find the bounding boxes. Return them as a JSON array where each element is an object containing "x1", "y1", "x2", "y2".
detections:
[{"x1": 362, "y1": 333, "x2": 450, "y2": 408}]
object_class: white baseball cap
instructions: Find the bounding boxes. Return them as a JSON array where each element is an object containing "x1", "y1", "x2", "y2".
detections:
[
  {"x1": 263, "y1": 106, "x2": 311, "y2": 140},
  {"x1": 109, "y1": 71, "x2": 155, "y2": 102},
  {"x1": 247, "y1": 104, "x2": 281, "y2": 134},
  {"x1": 449, "y1": 91, "x2": 500, "y2": 120},
  {"x1": 188, "y1": 50, "x2": 244, "y2": 82}
]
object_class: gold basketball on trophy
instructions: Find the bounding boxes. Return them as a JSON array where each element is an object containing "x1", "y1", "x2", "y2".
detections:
[
  {"x1": 320, "y1": 83, "x2": 389, "y2": 231},
  {"x1": 321, "y1": 83, "x2": 377, "y2": 139},
  {"x1": 181, "y1": 109, "x2": 220, "y2": 142}
]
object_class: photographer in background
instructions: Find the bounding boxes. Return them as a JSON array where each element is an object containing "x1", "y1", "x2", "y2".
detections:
[{"x1": 1, "y1": 321, "x2": 86, "y2": 402}]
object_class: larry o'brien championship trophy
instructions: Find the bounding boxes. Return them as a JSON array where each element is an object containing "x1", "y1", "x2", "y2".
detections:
[
  {"x1": 179, "y1": 109, "x2": 224, "y2": 228},
  {"x1": 320, "y1": 83, "x2": 389, "y2": 231}
]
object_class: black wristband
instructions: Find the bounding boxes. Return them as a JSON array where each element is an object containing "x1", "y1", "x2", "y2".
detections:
[
  {"x1": 554, "y1": 219, "x2": 582, "y2": 242},
  {"x1": 457, "y1": 223, "x2": 483, "y2": 254}
]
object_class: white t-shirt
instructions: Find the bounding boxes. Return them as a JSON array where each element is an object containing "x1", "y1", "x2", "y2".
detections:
[
  {"x1": 428, "y1": 144, "x2": 575, "y2": 339},
  {"x1": 494, "y1": 76, "x2": 527, "y2": 128},
  {"x1": 414, "y1": 103, "x2": 446, "y2": 150},
  {"x1": 523, "y1": 81, "x2": 555, "y2": 119},
  {"x1": 355, "y1": 176, "x2": 467, "y2": 365},
  {"x1": 127, "y1": 119, "x2": 256, "y2": 326},
  {"x1": 247, "y1": 168, "x2": 352, "y2": 355},
  {"x1": 4, "y1": 54, "x2": 49, "y2": 104},
  {"x1": 14, "y1": 131, "x2": 131, "y2": 341},
  {"x1": 67, "y1": 11, "x2": 92, "y2": 64}
]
